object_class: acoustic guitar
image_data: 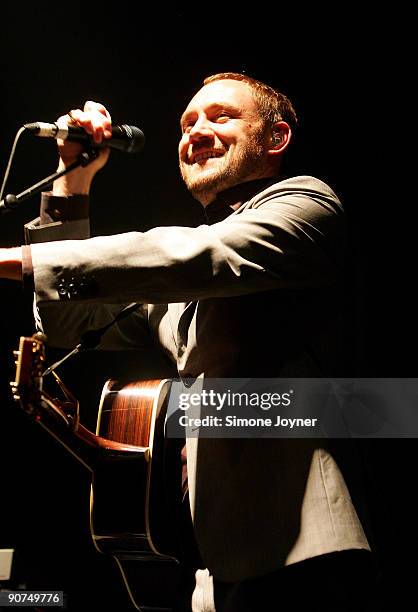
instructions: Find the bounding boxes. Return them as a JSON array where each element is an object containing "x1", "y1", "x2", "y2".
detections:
[{"x1": 10, "y1": 332, "x2": 182, "y2": 611}]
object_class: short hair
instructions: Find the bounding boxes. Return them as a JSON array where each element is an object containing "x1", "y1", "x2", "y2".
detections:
[{"x1": 203, "y1": 72, "x2": 298, "y2": 134}]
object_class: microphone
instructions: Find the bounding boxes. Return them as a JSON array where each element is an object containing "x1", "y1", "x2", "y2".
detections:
[{"x1": 23, "y1": 122, "x2": 145, "y2": 154}]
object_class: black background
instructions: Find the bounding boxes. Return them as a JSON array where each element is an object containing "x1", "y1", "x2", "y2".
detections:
[{"x1": 0, "y1": 4, "x2": 415, "y2": 610}]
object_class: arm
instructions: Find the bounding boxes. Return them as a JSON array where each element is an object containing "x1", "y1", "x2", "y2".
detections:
[
  {"x1": 30, "y1": 176, "x2": 344, "y2": 305},
  {"x1": 24, "y1": 101, "x2": 111, "y2": 244}
]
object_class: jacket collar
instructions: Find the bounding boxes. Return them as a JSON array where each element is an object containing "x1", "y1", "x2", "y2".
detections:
[{"x1": 204, "y1": 176, "x2": 281, "y2": 224}]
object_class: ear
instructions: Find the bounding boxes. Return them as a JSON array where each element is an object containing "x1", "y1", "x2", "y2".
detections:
[{"x1": 267, "y1": 121, "x2": 292, "y2": 158}]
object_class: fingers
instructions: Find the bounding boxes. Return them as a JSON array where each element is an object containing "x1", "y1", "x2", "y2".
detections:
[
  {"x1": 54, "y1": 101, "x2": 112, "y2": 174},
  {"x1": 59, "y1": 101, "x2": 112, "y2": 144}
]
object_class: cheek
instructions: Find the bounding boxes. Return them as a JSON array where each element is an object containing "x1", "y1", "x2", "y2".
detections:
[{"x1": 178, "y1": 136, "x2": 189, "y2": 160}]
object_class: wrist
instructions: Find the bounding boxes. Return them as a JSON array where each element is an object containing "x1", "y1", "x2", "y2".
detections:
[{"x1": 53, "y1": 164, "x2": 94, "y2": 196}]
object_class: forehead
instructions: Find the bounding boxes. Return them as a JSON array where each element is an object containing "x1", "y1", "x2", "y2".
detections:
[{"x1": 182, "y1": 79, "x2": 258, "y2": 116}]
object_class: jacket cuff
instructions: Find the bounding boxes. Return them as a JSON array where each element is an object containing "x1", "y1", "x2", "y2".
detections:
[
  {"x1": 21, "y1": 245, "x2": 34, "y2": 295},
  {"x1": 24, "y1": 193, "x2": 91, "y2": 244},
  {"x1": 40, "y1": 192, "x2": 89, "y2": 224}
]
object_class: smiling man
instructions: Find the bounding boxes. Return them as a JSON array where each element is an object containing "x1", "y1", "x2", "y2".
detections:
[{"x1": 0, "y1": 74, "x2": 378, "y2": 611}]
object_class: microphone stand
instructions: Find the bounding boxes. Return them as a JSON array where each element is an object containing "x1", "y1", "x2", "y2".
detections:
[{"x1": 0, "y1": 148, "x2": 99, "y2": 214}]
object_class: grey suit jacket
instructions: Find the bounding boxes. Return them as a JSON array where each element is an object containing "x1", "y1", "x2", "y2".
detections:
[{"x1": 24, "y1": 175, "x2": 370, "y2": 581}]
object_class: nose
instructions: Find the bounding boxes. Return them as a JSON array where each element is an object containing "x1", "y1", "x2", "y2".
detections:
[{"x1": 188, "y1": 114, "x2": 213, "y2": 142}]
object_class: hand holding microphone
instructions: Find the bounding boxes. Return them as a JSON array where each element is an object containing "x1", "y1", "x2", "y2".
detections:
[
  {"x1": 29, "y1": 100, "x2": 143, "y2": 196},
  {"x1": 1, "y1": 101, "x2": 144, "y2": 212},
  {"x1": 59, "y1": 103, "x2": 112, "y2": 186},
  {"x1": 52, "y1": 103, "x2": 112, "y2": 196}
]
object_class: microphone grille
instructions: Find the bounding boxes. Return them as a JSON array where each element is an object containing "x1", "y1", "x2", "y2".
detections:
[{"x1": 120, "y1": 124, "x2": 145, "y2": 153}]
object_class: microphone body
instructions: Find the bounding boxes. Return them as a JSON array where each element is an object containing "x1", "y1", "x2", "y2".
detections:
[{"x1": 24, "y1": 122, "x2": 145, "y2": 154}]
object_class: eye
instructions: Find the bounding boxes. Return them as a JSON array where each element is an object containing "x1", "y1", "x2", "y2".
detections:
[{"x1": 215, "y1": 112, "x2": 231, "y2": 123}]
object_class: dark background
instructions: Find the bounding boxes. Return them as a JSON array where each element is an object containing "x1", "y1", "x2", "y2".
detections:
[{"x1": 0, "y1": 5, "x2": 414, "y2": 610}]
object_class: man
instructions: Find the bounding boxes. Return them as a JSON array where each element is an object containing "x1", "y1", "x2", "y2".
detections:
[{"x1": 0, "y1": 73, "x2": 376, "y2": 610}]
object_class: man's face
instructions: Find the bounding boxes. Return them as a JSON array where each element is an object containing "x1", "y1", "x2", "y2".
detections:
[{"x1": 179, "y1": 79, "x2": 271, "y2": 205}]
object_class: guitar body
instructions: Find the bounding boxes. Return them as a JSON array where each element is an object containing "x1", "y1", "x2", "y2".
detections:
[
  {"x1": 91, "y1": 379, "x2": 182, "y2": 611},
  {"x1": 11, "y1": 335, "x2": 184, "y2": 611}
]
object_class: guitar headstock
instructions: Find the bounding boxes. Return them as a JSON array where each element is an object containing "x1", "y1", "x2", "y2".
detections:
[{"x1": 11, "y1": 332, "x2": 47, "y2": 413}]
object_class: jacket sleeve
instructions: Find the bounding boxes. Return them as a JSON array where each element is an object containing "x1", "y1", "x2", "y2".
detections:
[
  {"x1": 24, "y1": 193, "x2": 150, "y2": 350},
  {"x1": 29, "y1": 176, "x2": 345, "y2": 307}
]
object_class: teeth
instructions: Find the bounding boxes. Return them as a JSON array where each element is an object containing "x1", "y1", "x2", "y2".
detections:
[{"x1": 194, "y1": 151, "x2": 222, "y2": 163}]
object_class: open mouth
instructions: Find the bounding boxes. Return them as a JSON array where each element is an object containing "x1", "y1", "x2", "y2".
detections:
[{"x1": 192, "y1": 150, "x2": 224, "y2": 163}]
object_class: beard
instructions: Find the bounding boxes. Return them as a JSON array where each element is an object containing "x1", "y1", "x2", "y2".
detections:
[{"x1": 180, "y1": 132, "x2": 267, "y2": 205}]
